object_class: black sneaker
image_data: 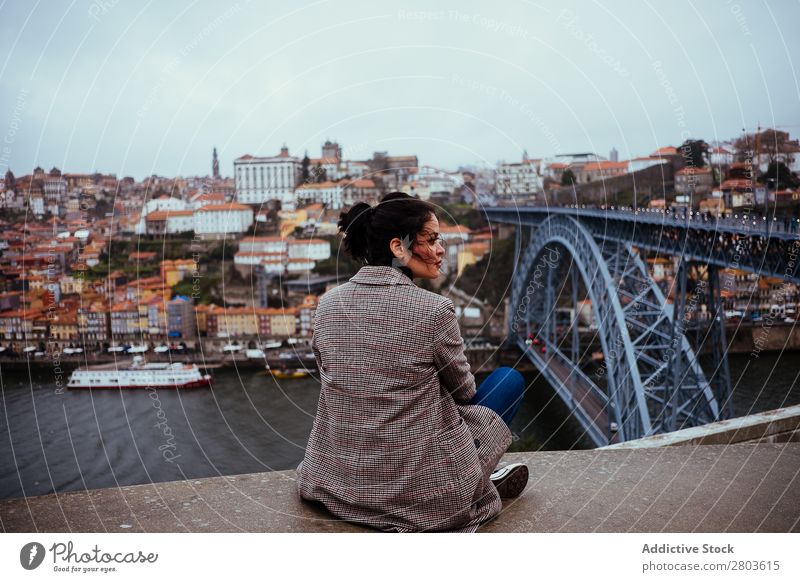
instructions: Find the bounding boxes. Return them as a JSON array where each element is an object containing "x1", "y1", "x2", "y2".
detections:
[{"x1": 490, "y1": 463, "x2": 529, "y2": 498}]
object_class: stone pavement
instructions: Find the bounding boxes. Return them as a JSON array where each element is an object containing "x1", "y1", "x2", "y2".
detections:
[{"x1": 2, "y1": 443, "x2": 798, "y2": 533}]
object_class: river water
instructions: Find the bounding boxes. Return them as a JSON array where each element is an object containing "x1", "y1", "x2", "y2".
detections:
[{"x1": 1, "y1": 352, "x2": 798, "y2": 500}]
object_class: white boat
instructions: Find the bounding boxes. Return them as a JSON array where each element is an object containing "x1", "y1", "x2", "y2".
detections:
[
  {"x1": 67, "y1": 356, "x2": 212, "y2": 389},
  {"x1": 154, "y1": 345, "x2": 170, "y2": 353},
  {"x1": 222, "y1": 343, "x2": 242, "y2": 352},
  {"x1": 246, "y1": 349, "x2": 265, "y2": 359},
  {"x1": 261, "y1": 341, "x2": 282, "y2": 350},
  {"x1": 128, "y1": 344, "x2": 149, "y2": 353}
]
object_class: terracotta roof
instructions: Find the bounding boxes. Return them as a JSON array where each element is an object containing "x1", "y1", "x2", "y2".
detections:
[
  {"x1": 196, "y1": 203, "x2": 252, "y2": 212},
  {"x1": 146, "y1": 210, "x2": 194, "y2": 220},
  {"x1": 129, "y1": 251, "x2": 157, "y2": 260},
  {"x1": 652, "y1": 146, "x2": 678, "y2": 156},
  {"x1": 347, "y1": 179, "x2": 377, "y2": 188},
  {"x1": 289, "y1": 238, "x2": 328, "y2": 244},
  {"x1": 242, "y1": 236, "x2": 287, "y2": 242},
  {"x1": 440, "y1": 224, "x2": 470, "y2": 234},
  {"x1": 161, "y1": 259, "x2": 196, "y2": 267},
  {"x1": 194, "y1": 193, "x2": 225, "y2": 202},
  {"x1": 52, "y1": 312, "x2": 78, "y2": 325},
  {"x1": 676, "y1": 166, "x2": 712, "y2": 175},
  {"x1": 584, "y1": 161, "x2": 628, "y2": 171},
  {"x1": 721, "y1": 179, "x2": 755, "y2": 190},
  {"x1": 296, "y1": 181, "x2": 340, "y2": 190},
  {"x1": 464, "y1": 242, "x2": 490, "y2": 254}
]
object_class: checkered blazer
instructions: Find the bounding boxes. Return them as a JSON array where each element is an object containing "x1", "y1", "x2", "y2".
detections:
[{"x1": 296, "y1": 265, "x2": 513, "y2": 532}]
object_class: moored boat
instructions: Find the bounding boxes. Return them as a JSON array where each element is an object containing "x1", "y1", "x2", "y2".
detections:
[
  {"x1": 266, "y1": 367, "x2": 310, "y2": 380},
  {"x1": 67, "y1": 356, "x2": 212, "y2": 389}
]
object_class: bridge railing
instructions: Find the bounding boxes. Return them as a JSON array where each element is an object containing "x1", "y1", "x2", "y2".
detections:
[{"x1": 490, "y1": 204, "x2": 800, "y2": 237}]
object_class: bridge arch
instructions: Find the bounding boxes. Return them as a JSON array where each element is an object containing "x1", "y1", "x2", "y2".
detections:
[{"x1": 509, "y1": 215, "x2": 720, "y2": 446}]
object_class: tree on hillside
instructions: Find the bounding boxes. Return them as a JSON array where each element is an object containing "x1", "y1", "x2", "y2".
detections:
[
  {"x1": 678, "y1": 139, "x2": 709, "y2": 168},
  {"x1": 762, "y1": 161, "x2": 799, "y2": 190},
  {"x1": 561, "y1": 168, "x2": 576, "y2": 186},
  {"x1": 734, "y1": 129, "x2": 799, "y2": 166},
  {"x1": 309, "y1": 163, "x2": 327, "y2": 183},
  {"x1": 301, "y1": 153, "x2": 310, "y2": 183}
]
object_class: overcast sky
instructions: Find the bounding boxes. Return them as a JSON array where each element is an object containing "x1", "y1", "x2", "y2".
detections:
[{"x1": 1, "y1": 0, "x2": 798, "y2": 180}]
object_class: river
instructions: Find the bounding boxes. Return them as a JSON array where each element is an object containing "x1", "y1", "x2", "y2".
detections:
[{"x1": 1, "y1": 352, "x2": 797, "y2": 500}]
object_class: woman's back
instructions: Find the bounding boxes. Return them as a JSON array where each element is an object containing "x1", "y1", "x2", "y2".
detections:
[{"x1": 296, "y1": 265, "x2": 513, "y2": 533}]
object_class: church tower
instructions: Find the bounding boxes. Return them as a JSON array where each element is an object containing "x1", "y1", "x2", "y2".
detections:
[{"x1": 212, "y1": 147, "x2": 220, "y2": 179}]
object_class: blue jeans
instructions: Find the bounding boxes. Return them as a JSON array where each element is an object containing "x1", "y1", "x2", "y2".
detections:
[{"x1": 469, "y1": 366, "x2": 525, "y2": 426}]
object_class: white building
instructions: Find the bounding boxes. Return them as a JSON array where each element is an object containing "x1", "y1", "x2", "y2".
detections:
[
  {"x1": 189, "y1": 192, "x2": 226, "y2": 209},
  {"x1": 135, "y1": 196, "x2": 188, "y2": 234},
  {"x1": 413, "y1": 166, "x2": 463, "y2": 197},
  {"x1": 709, "y1": 145, "x2": 736, "y2": 167},
  {"x1": 144, "y1": 209, "x2": 195, "y2": 235},
  {"x1": 628, "y1": 157, "x2": 668, "y2": 173},
  {"x1": 144, "y1": 195, "x2": 186, "y2": 213},
  {"x1": 308, "y1": 157, "x2": 342, "y2": 181},
  {"x1": 294, "y1": 181, "x2": 344, "y2": 209},
  {"x1": 193, "y1": 203, "x2": 254, "y2": 236},
  {"x1": 495, "y1": 159, "x2": 543, "y2": 196},
  {"x1": 234, "y1": 146, "x2": 301, "y2": 209},
  {"x1": 239, "y1": 236, "x2": 288, "y2": 254},
  {"x1": 287, "y1": 259, "x2": 315, "y2": 274},
  {"x1": 30, "y1": 196, "x2": 45, "y2": 216},
  {"x1": 345, "y1": 161, "x2": 370, "y2": 178},
  {"x1": 233, "y1": 251, "x2": 286, "y2": 270},
  {"x1": 43, "y1": 176, "x2": 67, "y2": 202},
  {"x1": 234, "y1": 236, "x2": 330, "y2": 274},
  {"x1": 234, "y1": 236, "x2": 288, "y2": 272},
  {"x1": 287, "y1": 239, "x2": 331, "y2": 262}
]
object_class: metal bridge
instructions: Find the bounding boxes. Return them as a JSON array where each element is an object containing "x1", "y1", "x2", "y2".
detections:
[{"x1": 486, "y1": 206, "x2": 800, "y2": 447}]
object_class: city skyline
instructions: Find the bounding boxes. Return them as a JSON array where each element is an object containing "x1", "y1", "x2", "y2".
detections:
[{"x1": 1, "y1": 1, "x2": 798, "y2": 181}]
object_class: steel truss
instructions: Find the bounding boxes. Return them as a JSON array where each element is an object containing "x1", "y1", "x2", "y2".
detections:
[{"x1": 508, "y1": 215, "x2": 722, "y2": 446}]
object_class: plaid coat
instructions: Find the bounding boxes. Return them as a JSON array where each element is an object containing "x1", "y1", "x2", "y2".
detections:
[{"x1": 296, "y1": 265, "x2": 513, "y2": 532}]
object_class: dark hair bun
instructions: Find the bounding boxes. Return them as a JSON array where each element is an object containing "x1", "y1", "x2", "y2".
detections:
[
  {"x1": 338, "y1": 202, "x2": 373, "y2": 263},
  {"x1": 338, "y1": 192, "x2": 436, "y2": 266}
]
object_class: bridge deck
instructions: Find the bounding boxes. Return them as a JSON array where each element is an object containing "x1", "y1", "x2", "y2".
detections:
[
  {"x1": 521, "y1": 337, "x2": 619, "y2": 446},
  {"x1": 490, "y1": 205, "x2": 800, "y2": 239}
]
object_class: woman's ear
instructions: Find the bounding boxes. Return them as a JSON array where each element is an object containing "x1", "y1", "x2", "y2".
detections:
[{"x1": 389, "y1": 235, "x2": 412, "y2": 266}]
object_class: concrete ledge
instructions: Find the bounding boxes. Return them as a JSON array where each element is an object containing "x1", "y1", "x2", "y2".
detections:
[
  {"x1": 600, "y1": 404, "x2": 800, "y2": 449},
  {"x1": 2, "y1": 444, "x2": 798, "y2": 533}
]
